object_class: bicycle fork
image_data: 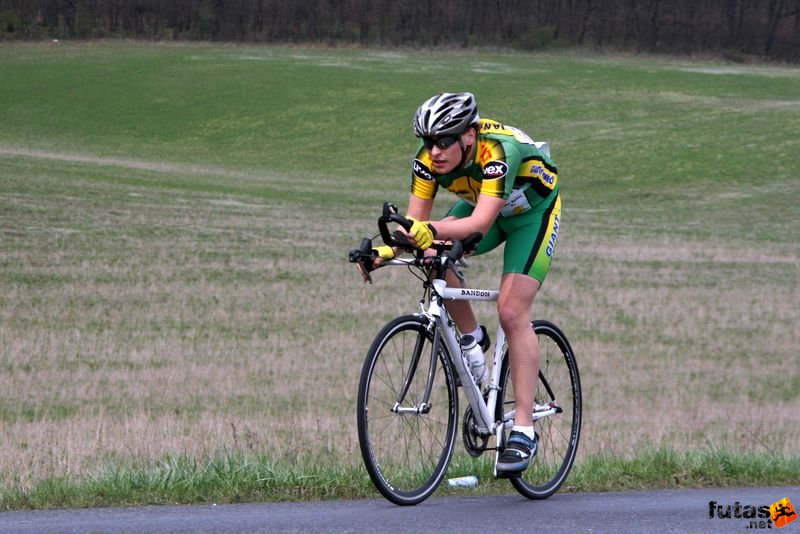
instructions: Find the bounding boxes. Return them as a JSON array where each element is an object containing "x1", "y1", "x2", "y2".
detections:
[{"x1": 387, "y1": 314, "x2": 437, "y2": 415}]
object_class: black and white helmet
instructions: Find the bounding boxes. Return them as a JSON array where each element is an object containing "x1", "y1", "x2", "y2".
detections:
[{"x1": 413, "y1": 92, "x2": 480, "y2": 137}]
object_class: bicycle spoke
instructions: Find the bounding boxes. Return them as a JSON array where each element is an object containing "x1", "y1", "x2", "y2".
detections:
[
  {"x1": 357, "y1": 316, "x2": 457, "y2": 505},
  {"x1": 496, "y1": 320, "x2": 582, "y2": 499}
]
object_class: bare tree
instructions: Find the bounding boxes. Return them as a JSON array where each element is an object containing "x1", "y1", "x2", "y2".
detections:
[{"x1": 1, "y1": 0, "x2": 797, "y2": 61}]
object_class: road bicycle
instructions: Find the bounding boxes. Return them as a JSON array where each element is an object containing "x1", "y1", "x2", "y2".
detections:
[{"x1": 349, "y1": 204, "x2": 582, "y2": 506}]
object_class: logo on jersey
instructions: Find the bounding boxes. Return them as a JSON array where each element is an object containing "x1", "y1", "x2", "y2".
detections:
[
  {"x1": 480, "y1": 121, "x2": 507, "y2": 132},
  {"x1": 530, "y1": 161, "x2": 556, "y2": 185},
  {"x1": 483, "y1": 160, "x2": 508, "y2": 179},
  {"x1": 413, "y1": 159, "x2": 434, "y2": 181}
]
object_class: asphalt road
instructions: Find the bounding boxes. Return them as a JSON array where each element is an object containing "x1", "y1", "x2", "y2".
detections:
[{"x1": 1, "y1": 486, "x2": 798, "y2": 533}]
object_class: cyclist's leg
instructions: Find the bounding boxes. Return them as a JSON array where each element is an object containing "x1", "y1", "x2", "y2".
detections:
[
  {"x1": 498, "y1": 192, "x2": 561, "y2": 428},
  {"x1": 441, "y1": 200, "x2": 505, "y2": 334},
  {"x1": 497, "y1": 273, "x2": 541, "y2": 427},
  {"x1": 442, "y1": 268, "x2": 477, "y2": 332}
]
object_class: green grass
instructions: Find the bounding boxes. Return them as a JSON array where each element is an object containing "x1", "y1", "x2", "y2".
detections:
[
  {"x1": 2, "y1": 448, "x2": 797, "y2": 509},
  {"x1": 1, "y1": 41, "x2": 799, "y2": 508}
]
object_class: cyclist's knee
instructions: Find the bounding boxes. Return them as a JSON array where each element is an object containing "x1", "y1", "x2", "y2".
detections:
[
  {"x1": 499, "y1": 275, "x2": 538, "y2": 318},
  {"x1": 497, "y1": 302, "x2": 531, "y2": 335}
]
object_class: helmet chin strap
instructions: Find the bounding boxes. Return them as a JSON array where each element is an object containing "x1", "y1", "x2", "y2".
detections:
[{"x1": 458, "y1": 138, "x2": 473, "y2": 169}]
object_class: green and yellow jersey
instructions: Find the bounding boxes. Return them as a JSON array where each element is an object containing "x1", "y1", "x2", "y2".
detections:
[{"x1": 410, "y1": 119, "x2": 558, "y2": 217}]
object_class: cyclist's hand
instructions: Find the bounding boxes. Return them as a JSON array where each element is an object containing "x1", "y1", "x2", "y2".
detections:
[
  {"x1": 368, "y1": 245, "x2": 395, "y2": 274},
  {"x1": 373, "y1": 245, "x2": 395, "y2": 261},
  {"x1": 407, "y1": 217, "x2": 437, "y2": 250}
]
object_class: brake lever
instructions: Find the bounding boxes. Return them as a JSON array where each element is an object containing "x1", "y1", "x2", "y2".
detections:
[
  {"x1": 349, "y1": 237, "x2": 376, "y2": 284},
  {"x1": 392, "y1": 229, "x2": 411, "y2": 246},
  {"x1": 355, "y1": 261, "x2": 373, "y2": 284}
]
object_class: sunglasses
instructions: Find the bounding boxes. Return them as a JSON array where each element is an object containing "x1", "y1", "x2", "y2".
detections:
[{"x1": 422, "y1": 135, "x2": 460, "y2": 150}]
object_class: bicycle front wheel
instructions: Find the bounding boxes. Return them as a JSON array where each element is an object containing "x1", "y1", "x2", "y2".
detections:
[
  {"x1": 357, "y1": 315, "x2": 458, "y2": 506},
  {"x1": 496, "y1": 319, "x2": 582, "y2": 499}
]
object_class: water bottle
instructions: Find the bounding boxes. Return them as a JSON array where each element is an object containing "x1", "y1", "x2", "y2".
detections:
[
  {"x1": 460, "y1": 334, "x2": 487, "y2": 384},
  {"x1": 447, "y1": 475, "x2": 479, "y2": 488}
]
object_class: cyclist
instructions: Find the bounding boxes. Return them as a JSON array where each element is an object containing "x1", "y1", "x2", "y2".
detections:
[{"x1": 372, "y1": 92, "x2": 561, "y2": 477}]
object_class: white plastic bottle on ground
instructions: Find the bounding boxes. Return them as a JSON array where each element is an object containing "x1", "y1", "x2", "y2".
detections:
[{"x1": 447, "y1": 475, "x2": 479, "y2": 488}]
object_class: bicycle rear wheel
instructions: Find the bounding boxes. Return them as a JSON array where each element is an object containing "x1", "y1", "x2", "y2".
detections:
[
  {"x1": 496, "y1": 319, "x2": 581, "y2": 499},
  {"x1": 357, "y1": 315, "x2": 458, "y2": 506}
]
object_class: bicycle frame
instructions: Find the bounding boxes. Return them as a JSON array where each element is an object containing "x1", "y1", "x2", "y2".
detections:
[
  {"x1": 380, "y1": 258, "x2": 549, "y2": 437},
  {"x1": 425, "y1": 277, "x2": 504, "y2": 435}
]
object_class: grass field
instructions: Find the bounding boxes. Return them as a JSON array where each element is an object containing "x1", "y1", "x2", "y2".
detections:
[{"x1": 1, "y1": 41, "x2": 799, "y2": 507}]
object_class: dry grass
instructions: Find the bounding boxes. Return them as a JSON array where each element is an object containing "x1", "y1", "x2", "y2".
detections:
[
  {"x1": 1, "y1": 43, "x2": 798, "y2": 504},
  {"x1": 552, "y1": 235, "x2": 799, "y2": 459},
  {"x1": 1, "y1": 145, "x2": 798, "y2": 493}
]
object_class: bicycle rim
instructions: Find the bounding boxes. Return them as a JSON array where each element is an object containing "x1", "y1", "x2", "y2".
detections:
[
  {"x1": 497, "y1": 320, "x2": 582, "y2": 499},
  {"x1": 357, "y1": 315, "x2": 458, "y2": 505}
]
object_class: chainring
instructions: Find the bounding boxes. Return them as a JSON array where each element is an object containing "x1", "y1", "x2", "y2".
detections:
[{"x1": 461, "y1": 405, "x2": 490, "y2": 457}]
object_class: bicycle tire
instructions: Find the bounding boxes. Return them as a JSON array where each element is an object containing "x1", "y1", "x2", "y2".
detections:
[
  {"x1": 356, "y1": 315, "x2": 458, "y2": 505},
  {"x1": 496, "y1": 319, "x2": 581, "y2": 499}
]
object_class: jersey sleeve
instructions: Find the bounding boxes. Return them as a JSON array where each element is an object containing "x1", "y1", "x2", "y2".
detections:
[{"x1": 409, "y1": 147, "x2": 438, "y2": 200}]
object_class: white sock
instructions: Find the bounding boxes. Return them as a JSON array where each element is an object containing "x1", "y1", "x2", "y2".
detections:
[
  {"x1": 512, "y1": 425, "x2": 535, "y2": 440},
  {"x1": 466, "y1": 326, "x2": 483, "y2": 344}
]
